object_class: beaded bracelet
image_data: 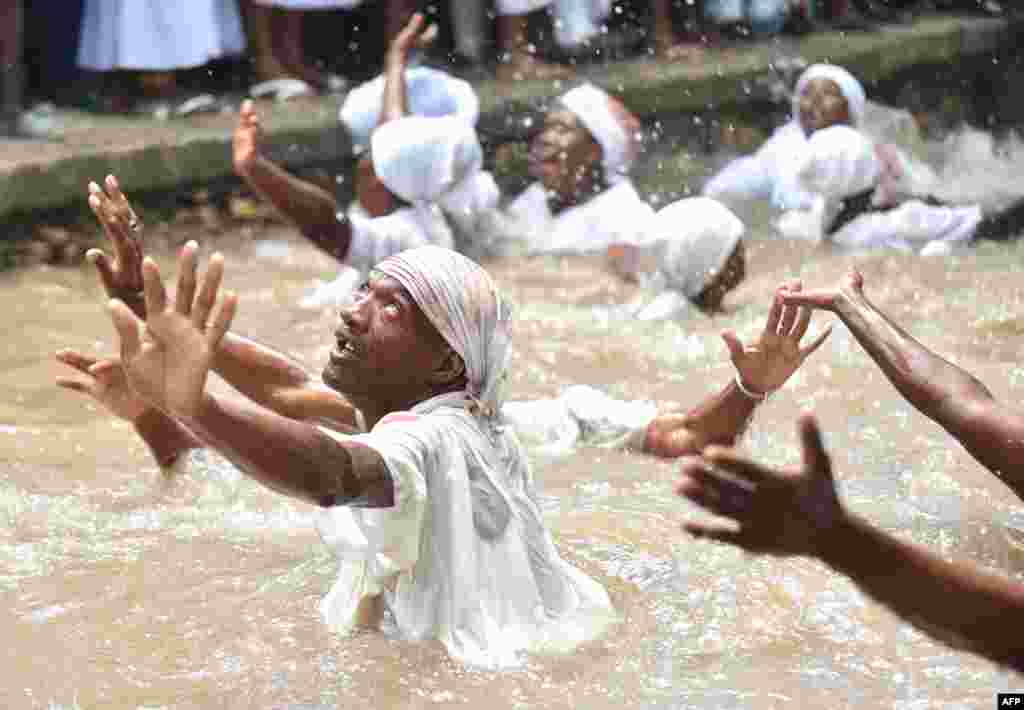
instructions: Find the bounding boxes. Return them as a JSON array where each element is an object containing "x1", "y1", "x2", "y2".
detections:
[{"x1": 734, "y1": 374, "x2": 771, "y2": 402}]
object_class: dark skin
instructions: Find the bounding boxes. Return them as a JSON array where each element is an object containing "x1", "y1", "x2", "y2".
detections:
[
  {"x1": 798, "y1": 77, "x2": 852, "y2": 137},
  {"x1": 691, "y1": 241, "x2": 747, "y2": 314},
  {"x1": 528, "y1": 107, "x2": 605, "y2": 213},
  {"x1": 782, "y1": 270, "x2": 1024, "y2": 502},
  {"x1": 679, "y1": 413, "x2": 1024, "y2": 672}
]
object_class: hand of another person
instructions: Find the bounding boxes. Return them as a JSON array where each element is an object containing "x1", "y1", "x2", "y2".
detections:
[
  {"x1": 388, "y1": 12, "x2": 437, "y2": 63},
  {"x1": 723, "y1": 282, "x2": 832, "y2": 395},
  {"x1": 676, "y1": 412, "x2": 845, "y2": 557},
  {"x1": 109, "y1": 242, "x2": 237, "y2": 420},
  {"x1": 233, "y1": 99, "x2": 262, "y2": 179},
  {"x1": 87, "y1": 175, "x2": 146, "y2": 317},
  {"x1": 780, "y1": 269, "x2": 865, "y2": 313},
  {"x1": 55, "y1": 349, "x2": 149, "y2": 422}
]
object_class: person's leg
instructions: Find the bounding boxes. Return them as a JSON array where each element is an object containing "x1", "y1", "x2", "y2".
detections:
[
  {"x1": 450, "y1": 0, "x2": 486, "y2": 62},
  {"x1": 495, "y1": 9, "x2": 574, "y2": 82},
  {"x1": 652, "y1": 0, "x2": 704, "y2": 60},
  {"x1": 276, "y1": 7, "x2": 328, "y2": 89},
  {"x1": 243, "y1": 0, "x2": 294, "y2": 83}
]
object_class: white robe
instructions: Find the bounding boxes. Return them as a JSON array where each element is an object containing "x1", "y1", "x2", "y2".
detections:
[
  {"x1": 316, "y1": 394, "x2": 618, "y2": 667},
  {"x1": 251, "y1": 0, "x2": 363, "y2": 8},
  {"x1": 77, "y1": 0, "x2": 245, "y2": 72},
  {"x1": 496, "y1": 0, "x2": 613, "y2": 47},
  {"x1": 504, "y1": 179, "x2": 656, "y2": 256}
]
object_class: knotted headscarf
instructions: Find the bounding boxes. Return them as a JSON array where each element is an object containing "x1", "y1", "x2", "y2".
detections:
[
  {"x1": 340, "y1": 66, "x2": 480, "y2": 152},
  {"x1": 559, "y1": 83, "x2": 641, "y2": 184},
  {"x1": 793, "y1": 63, "x2": 867, "y2": 128},
  {"x1": 375, "y1": 246, "x2": 513, "y2": 416},
  {"x1": 798, "y1": 125, "x2": 881, "y2": 200},
  {"x1": 370, "y1": 115, "x2": 485, "y2": 206}
]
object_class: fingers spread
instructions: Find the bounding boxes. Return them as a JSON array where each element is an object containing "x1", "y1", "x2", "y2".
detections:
[
  {"x1": 702, "y1": 445, "x2": 777, "y2": 487},
  {"x1": 206, "y1": 290, "x2": 238, "y2": 347},
  {"x1": 55, "y1": 376, "x2": 91, "y2": 394},
  {"x1": 682, "y1": 520, "x2": 747, "y2": 548},
  {"x1": 86, "y1": 249, "x2": 117, "y2": 295},
  {"x1": 763, "y1": 290, "x2": 783, "y2": 335},
  {"x1": 55, "y1": 349, "x2": 96, "y2": 373},
  {"x1": 676, "y1": 464, "x2": 754, "y2": 519},
  {"x1": 798, "y1": 412, "x2": 832, "y2": 478},
  {"x1": 720, "y1": 330, "x2": 744, "y2": 361},
  {"x1": 790, "y1": 302, "x2": 811, "y2": 341},
  {"x1": 799, "y1": 324, "x2": 832, "y2": 361}
]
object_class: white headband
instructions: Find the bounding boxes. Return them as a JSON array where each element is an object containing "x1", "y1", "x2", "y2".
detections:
[{"x1": 559, "y1": 83, "x2": 640, "y2": 183}]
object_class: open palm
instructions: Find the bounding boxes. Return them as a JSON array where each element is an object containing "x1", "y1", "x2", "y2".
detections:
[{"x1": 110, "y1": 244, "x2": 236, "y2": 420}]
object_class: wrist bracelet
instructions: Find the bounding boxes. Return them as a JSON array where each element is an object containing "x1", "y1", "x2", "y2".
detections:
[{"x1": 734, "y1": 374, "x2": 770, "y2": 401}]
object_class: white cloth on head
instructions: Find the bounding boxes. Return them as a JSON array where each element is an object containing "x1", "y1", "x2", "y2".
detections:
[
  {"x1": 793, "y1": 63, "x2": 866, "y2": 128},
  {"x1": 77, "y1": 0, "x2": 245, "y2": 71},
  {"x1": 376, "y1": 247, "x2": 511, "y2": 413},
  {"x1": 559, "y1": 84, "x2": 641, "y2": 185},
  {"x1": 371, "y1": 116, "x2": 486, "y2": 207},
  {"x1": 502, "y1": 179, "x2": 655, "y2": 256},
  {"x1": 317, "y1": 247, "x2": 617, "y2": 666},
  {"x1": 642, "y1": 197, "x2": 745, "y2": 299},
  {"x1": 340, "y1": 67, "x2": 480, "y2": 152},
  {"x1": 797, "y1": 125, "x2": 881, "y2": 201}
]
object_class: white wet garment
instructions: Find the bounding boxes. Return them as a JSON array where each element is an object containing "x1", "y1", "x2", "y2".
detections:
[
  {"x1": 78, "y1": 0, "x2": 245, "y2": 71},
  {"x1": 340, "y1": 67, "x2": 480, "y2": 152},
  {"x1": 703, "y1": 63, "x2": 867, "y2": 212},
  {"x1": 504, "y1": 179, "x2": 656, "y2": 255},
  {"x1": 251, "y1": 0, "x2": 362, "y2": 7},
  {"x1": 318, "y1": 247, "x2": 617, "y2": 666},
  {"x1": 560, "y1": 83, "x2": 641, "y2": 185},
  {"x1": 495, "y1": 0, "x2": 611, "y2": 46}
]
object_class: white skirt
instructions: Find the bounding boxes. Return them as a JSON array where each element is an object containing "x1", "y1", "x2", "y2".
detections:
[{"x1": 78, "y1": 0, "x2": 246, "y2": 71}]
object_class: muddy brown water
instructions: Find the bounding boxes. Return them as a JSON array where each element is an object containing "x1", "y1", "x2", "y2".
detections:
[{"x1": 6, "y1": 135, "x2": 1024, "y2": 708}]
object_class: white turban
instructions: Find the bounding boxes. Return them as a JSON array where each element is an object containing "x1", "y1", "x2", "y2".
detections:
[
  {"x1": 798, "y1": 125, "x2": 881, "y2": 200},
  {"x1": 559, "y1": 83, "x2": 641, "y2": 184},
  {"x1": 647, "y1": 197, "x2": 745, "y2": 299},
  {"x1": 370, "y1": 115, "x2": 484, "y2": 206},
  {"x1": 793, "y1": 64, "x2": 867, "y2": 128},
  {"x1": 340, "y1": 66, "x2": 480, "y2": 151},
  {"x1": 375, "y1": 246, "x2": 513, "y2": 415}
]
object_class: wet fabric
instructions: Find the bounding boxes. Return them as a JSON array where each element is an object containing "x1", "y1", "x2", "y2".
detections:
[
  {"x1": 317, "y1": 247, "x2": 617, "y2": 666},
  {"x1": 77, "y1": 0, "x2": 245, "y2": 71},
  {"x1": 495, "y1": 0, "x2": 612, "y2": 47},
  {"x1": 559, "y1": 83, "x2": 641, "y2": 185},
  {"x1": 503, "y1": 179, "x2": 656, "y2": 255},
  {"x1": 252, "y1": 0, "x2": 362, "y2": 7},
  {"x1": 340, "y1": 66, "x2": 480, "y2": 151}
]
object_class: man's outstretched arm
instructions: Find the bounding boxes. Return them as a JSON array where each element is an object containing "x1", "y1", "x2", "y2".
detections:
[
  {"x1": 784, "y1": 270, "x2": 1024, "y2": 500},
  {"x1": 679, "y1": 413, "x2": 1024, "y2": 672}
]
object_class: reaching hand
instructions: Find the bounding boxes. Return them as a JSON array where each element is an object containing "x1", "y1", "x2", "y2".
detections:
[
  {"x1": 109, "y1": 242, "x2": 237, "y2": 420},
  {"x1": 388, "y1": 12, "x2": 438, "y2": 62},
  {"x1": 722, "y1": 281, "x2": 832, "y2": 395},
  {"x1": 55, "y1": 349, "x2": 149, "y2": 422},
  {"x1": 780, "y1": 269, "x2": 865, "y2": 313},
  {"x1": 233, "y1": 99, "x2": 262, "y2": 179},
  {"x1": 676, "y1": 412, "x2": 845, "y2": 557},
  {"x1": 87, "y1": 175, "x2": 146, "y2": 316}
]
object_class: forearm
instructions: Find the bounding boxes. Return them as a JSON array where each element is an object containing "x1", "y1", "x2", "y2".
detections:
[
  {"x1": 380, "y1": 50, "x2": 409, "y2": 124},
  {"x1": 185, "y1": 393, "x2": 391, "y2": 507},
  {"x1": 132, "y1": 408, "x2": 203, "y2": 468},
  {"x1": 643, "y1": 380, "x2": 759, "y2": 459},
  {"x1": 239, "y1": 157, "x2": 352, "y2": 260},
  {"x1": 835, "y1": 292, "x2": 995, "y2": 438},
  {"x1": 821, "y1": 512, "x2": 1024, "y2": 671}
]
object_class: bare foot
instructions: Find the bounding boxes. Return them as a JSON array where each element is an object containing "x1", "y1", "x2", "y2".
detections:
[{"x1": 496, "y1": 51, "x2": 575, "y2": 83}]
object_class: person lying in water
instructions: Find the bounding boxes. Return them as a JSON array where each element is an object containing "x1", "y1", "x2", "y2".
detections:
[
  {"x1": 676, "y1": 412, "x2": 1024, "y2": 673},
  {"x1": 58, "y1": 177, "x2": 829, "y2": 666}
]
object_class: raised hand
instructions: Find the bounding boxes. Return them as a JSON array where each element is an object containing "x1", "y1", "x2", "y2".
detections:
[
  {"x1": 388, "y1": 12, "x2": 438, "y2": 62},
  {"x1": 55, "y1": 349, "x2": 148, "y2": 422},
  {"x1": 109, "y1": 242, "x2": 237, "y2": 419},
  {"x1": 233, "y1": 99, "x2": 262, "y2": 179},
  {"x1": 87, "y1": 175, "x2": 146, "y2": 317},
  {"x1": 780, "y1": 269, "x2": 865, "y2": 313},
  {"x1": 676, "y1": 412, "x2": 845, "y2": 557},
  {"x1": 722, "y1": 281, "x2": 832, "y2": 396}
]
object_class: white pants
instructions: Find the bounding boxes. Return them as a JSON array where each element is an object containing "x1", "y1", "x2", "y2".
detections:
[{"x1": 495, "y1": 0, "x2": 613, "y2": 48}]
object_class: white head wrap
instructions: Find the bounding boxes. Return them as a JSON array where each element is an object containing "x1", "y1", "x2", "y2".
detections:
[
  {"x1": 648, "y1": 197, "x2": 746, "y2": 299},
  {"x1": 375, "y1": 246, "x2": 513, "y2": 415},
  {"x1": 798, "y1": 125, "x2": 881, "y2": 200},
  {"x1": 370, "y1": 115, "x2": 484, "y2": 205},
  {"x1": 793, "y1": 64, "x2": 867, "y2": 128},
  {"x1": 340, "y1": 66, "x2": 480, "y2": 152},
  {"x1": 558, "y1": 83, "x2": 641, "y2": 184}
]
